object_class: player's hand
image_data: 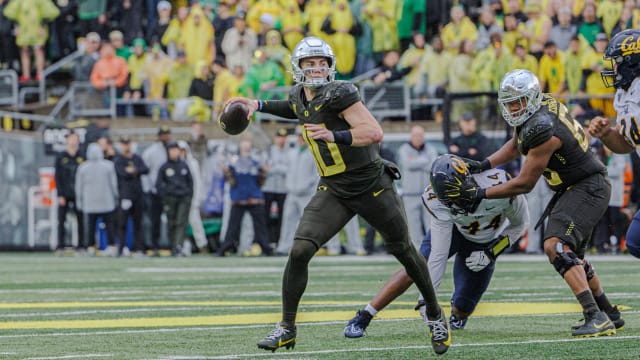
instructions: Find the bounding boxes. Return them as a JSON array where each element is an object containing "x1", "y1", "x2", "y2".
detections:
[
  {"x1": 443, "y1": 177, "x2": 485, "y2": 213},
  {"x1": 304, "y1": 123, "x2": 334, "y2": 142},
  {"x1": 225, "y1": 97, "x2": 257, "y2": 117},
  {"x1": 588, "y1": 116, "x2": 612, "y2": 138},
  {"x1": 461, "y1": 157, "x2": 490, "y2": 174},
  {"x1": 465, "y1": 250, "x2": 492, "y2": 272}
]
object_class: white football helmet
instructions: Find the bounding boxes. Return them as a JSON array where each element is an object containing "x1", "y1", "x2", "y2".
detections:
[
  {"x1": 290, "y1": 37, "x2": 336, "y2": 89},
  {"x1": 498, "y1": 69, "x2": 543, "y2": 127}
]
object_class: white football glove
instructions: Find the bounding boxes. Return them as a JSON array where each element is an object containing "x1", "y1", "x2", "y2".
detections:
[{"x1": 465, "y1": 250, "x2": 492, "y2": 272}]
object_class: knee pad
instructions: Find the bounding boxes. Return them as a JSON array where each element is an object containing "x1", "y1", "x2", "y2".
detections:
[
  {"x1": 552, "y1": 246, "x2": 582, "y2": 278},
  {"x1": 583, "y1": 260, "x2": 595, "y2": 281}
]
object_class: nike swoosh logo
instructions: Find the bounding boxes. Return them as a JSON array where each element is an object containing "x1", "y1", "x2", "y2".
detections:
[
  {"x1": 278, "y1": 338, "x2": 294, "y2": 347},
  {"x1": 373, "y1": 189, "x2": 385, "y2": 197},
  {"x1": 594, "y1": 320, "x2": 613, "y2": 329},
  {"x1": 485, "y1": 206, "x2": 495, "y2": 211},
  {"x1": 314, "y1": 104, "x2": 323, "y2": 111},
  {"x1": 517, "y1": 138, "x2": 522, "y2": 144}
]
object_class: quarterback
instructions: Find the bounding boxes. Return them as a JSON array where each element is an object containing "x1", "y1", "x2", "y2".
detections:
[
  {"x1": 454, "y1": 69, "x2": 624, "y2": 337},
  {"x1": 588, "y1": 29, "x2": 640, "y2": 259},
  {"x1": 226, "y1": 37, "x2": 450, "y2": 355},
  {"x1": 345, "y1": 154, "x2": 528, "y2": 337}
]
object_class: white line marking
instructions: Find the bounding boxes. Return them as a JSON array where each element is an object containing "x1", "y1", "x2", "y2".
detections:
[{"x1": 24, "y1": 354, "x2": 113, "y2": 360}]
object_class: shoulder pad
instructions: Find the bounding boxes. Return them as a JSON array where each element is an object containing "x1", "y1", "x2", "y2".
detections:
[
  {"x1": 323, "y1": 81, "x2": 361, "y2": 112},
  {"x1": 522, "y1": 113, "x2": 554, "y2": 149}
]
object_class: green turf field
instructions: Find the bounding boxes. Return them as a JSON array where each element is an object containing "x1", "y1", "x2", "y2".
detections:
[{"x1": 0, "y1": 253, "x2": 638, "y2": 359}]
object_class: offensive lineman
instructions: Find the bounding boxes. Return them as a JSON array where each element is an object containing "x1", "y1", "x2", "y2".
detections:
[
  {"x1": 452, "y1": 69, "x2": 624, "y2": 337},
  {"x1": 226, "y1": 37, "x2": 450, "y2": 355},
  {"x1": 344, "y1": 154, "x2": 528, "y2": 337},
  {"x1": 588, "y1": 29, "x2": 640, "y2": 259}
]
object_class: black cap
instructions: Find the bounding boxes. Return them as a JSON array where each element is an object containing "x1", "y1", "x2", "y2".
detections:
[
  {"x1": 158, "y1": 126, "x2": 171, "y2": 135},
  {"x1": 276, "y1": 128, "x2": 288, "y2": 137},
  {"x1": 461, "y1": 112, "x2": 475, "y2": 121},
  {"x1": 166, "y1": 140, "x2": 179, "y2": 149}
]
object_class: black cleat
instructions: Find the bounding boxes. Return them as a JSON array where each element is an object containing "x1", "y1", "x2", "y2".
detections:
[
  {"x1": 571, "y1": 311, "x2": 616, "y2": 337},
  {"x1": 257, "y1": 323, "x2": 296, "y2": 352},
  {"x1": 425, "y1": 306, "x2": 451, "y2": 355},
  {"x1": 344, "y1": 310, "x2": 373, "y2": 338},
  {"x1": 449, "y1": 314, "x2": 468, "y2": 330},
  {"x1": 572, "y1": 306, "x2": 625, "y2": 331}
]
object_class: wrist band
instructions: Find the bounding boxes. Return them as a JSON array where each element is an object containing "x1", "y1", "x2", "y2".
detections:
[
  {"x1": 478, "y1": 187, "x2": 487, "y2": 199},
  {"x1": 333, "y1": 130, "x2": 353, "y2": 145},
  {"x1": 257, "y1": 100, "x2": 263, "y2": 111},
  {"x1": 480, "y1": 159, "x2": 491, "y2": 171}
]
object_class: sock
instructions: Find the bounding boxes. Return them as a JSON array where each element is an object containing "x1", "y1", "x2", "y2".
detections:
[
  {"x1": 594, "y1": 292, "x2": 614, "y2": 314},
  {"x1": 576, "y1": 290, "x2": 599, "y2": 315},
  {"x1": 365, "y1": 304, "x2": 378, "y2": 316}
]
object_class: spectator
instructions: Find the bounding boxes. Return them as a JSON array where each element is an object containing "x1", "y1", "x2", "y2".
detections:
[
  {"x1": 597, "y1": 0, "x2": 623, "y2": 38},
  {"x1": 145, "y1": 0, "x2": 161, "y2": 36},
  {"x1": 398, "y1": 33, "x2": 427, "y2": 96},
  {"x1": 73, "y1": 32, "x2": 101, "y2": 82},
  {"x1": 580, "y1": 33, "x2": 615, "y2": 117},
  {"x1": 221, "y1": 11, "x2": 258, "y2": 73},
  {"x1": 564, "y1": 35, "x2": 585, "y2": 96},
  {"x1": 212, "y1": 0, "x2": 235, "y2": 61},
  {"x1": 502, "y1": 13, "x2": 528, "y2": 53},
  {"x1": 521, "y1": 0, "x2": 552, "y2": 60},
  {"x1": 262, "y1": 30, "x2": 293, "y2": 85},
  {"x1": 161, "y1": 5, "x2": 189, "y2": 59},
  {"x1": 178, "y1": 140, "x2": 207, "y2": 254},
  {"x1": 142, "y1": 126, "x2": 171, "y2": 254},
  {"x1": 449, "y1": 112, "x2": 490, "y2": 161},
  {"x1": 440, "y1": 5, "x2": 478, "y2": 55},
  {"x1": 75, "y1": 142, "x2": 119, "y2": 255},
  {"x1": 549, "y1": 6, "x2": 577, "y2": 51},
  {"x1": 212, "y1": 58, "x2": 237, "y2": 116},
  {"x1": 109, "y1": 30, "x2": 131, "y2": 60},
  {"x1": 275, "y1": 128, "x2": 318, "y2": 255},
  {"x1": 147, "y1": 0, "x2": 172, "y2": 48},
  {"x1": 112, "y1": 0, "x2": 143, "y2": 45},
  {"x1": 48, "y1": 0, "x2": 76, "y2": 60},
  {"x1": 363, "y1": 0, "x2": 402, "y2": 60},
  {"x1": 77, "y1": 0, "x2": 110, "y2": 41},
  {"x1": 476, "y1": 6, "x2": 503, "y2": 51},
  {"x1": 239, "y1": 48, "x2": 284, "y2": 98},
  {"x1": 262, "y1": 128, "x2": 291, "y2": 246},
  {"x1": 145, "y1": 43, "x2": 173, "y2": 120},
  {"x1": 577, "y1": 3, "x2": 604, "y2": 47},
  {"x1": 167, "y1": 50, "x2": 194, "y2": 120},
  {"x1": 416, "y1": 36, "x2": 451, "y2": 102},
  {"x1": 3, "y1": 0, "x2": 59, "y2": 82},
  {"x1": 504, "y1": 0, "x2": 528, "y2": 24},
  {"x1": 372, "y1": 50, "x2": 411, "y2": 87},
  {"x1": 0, "y1": 0, "x2": 17, "y2": 72},
  {"x1": 304, "y1": 0, "x2": 331, "y2": 42},
  {"x1": 124, "y1": 38, "x2": 148, "y2": 117},
  {"x1": 397, "y1": 0, "x2": 426, "y2": 53},
  {"x1": 246, "y1": 0, "x2": 280, "y2": 36},
  {"x1": 182, "y1": 3, "x2": 215, "y2": 66},
  {"x1": 156, "y1": 141, "x2": 193, "y2": 256},
  {"x1": 90, "y1": 42, "x2": 129, "y2": 92},
  {"x1": 321, "y1": 0, "x2": 359, "y2": 78},
  {"x1": 216, "y1": 137, "x2": 273, "y2": 257},
  {"x1": 54, "y1": 131, "x2": 84, "y2": 254},
  {"x1": 113, "y1": 136, "x2": 149, "y2": 256},
  {"x1": 278, "y1": 0, "x2": 304, "y2": 52},
  {"x1": 474, "y1": 32, "x2": 513, "y2": 92},
  {"x1": 511, "y1": 42, "x2": 538, "y2": 73},
  {"x1": 538, "y1": 40, "x2": 565, "y2": 96},
  {"x1": 397, "y1": 125, "x2": 438, "y2": 249}
]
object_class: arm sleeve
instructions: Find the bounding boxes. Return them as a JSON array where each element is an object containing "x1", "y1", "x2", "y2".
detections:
[{"x1": 260, "y1": 100, "x2": 297, "y2": 119}]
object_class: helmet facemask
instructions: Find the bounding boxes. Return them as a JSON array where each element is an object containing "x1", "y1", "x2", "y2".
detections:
[
  {"x1": 291, "y1": 37, "x2": 336, "y2": 89},
  {"x1": 600, "y1": 29, "x2": 640, "y2": 91},
  {"x1": 498, "y1": 69, "x2": 543, "y2": 127}
]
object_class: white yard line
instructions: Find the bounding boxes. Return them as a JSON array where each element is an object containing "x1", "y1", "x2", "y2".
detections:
[{"x1": 24, "y1": 354, "x2": 113, "y2": 360}]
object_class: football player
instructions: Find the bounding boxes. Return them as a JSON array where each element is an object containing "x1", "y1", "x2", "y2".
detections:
[
  {"x1": 588, "y1": 29, "x2": 640, "y2": 259},
  {"x1": 456, "y1": 69, "x2": 624, "y2": 337},
  {"x1": 344, "y1": 154, "x2": 528, "y2": 337},
  {"x1": 225, "y1": 37, "x2": 450, "y2": 355}
]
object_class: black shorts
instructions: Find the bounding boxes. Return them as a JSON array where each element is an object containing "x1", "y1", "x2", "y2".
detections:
[
  {"x1": 544, "y1": 172, "x2": 610, "y2": 257},
  {"x1": 294, "y1": 172, "x2": 410, "y2": 248}
]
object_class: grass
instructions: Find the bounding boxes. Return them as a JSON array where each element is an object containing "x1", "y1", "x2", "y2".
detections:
[{"x1": 0, "y1": 253, "x2": 638, "y2": 359}]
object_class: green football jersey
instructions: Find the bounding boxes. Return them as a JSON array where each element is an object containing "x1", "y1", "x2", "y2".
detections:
[{"x1": 287, "y1": 81, "x2": 383, "y2": 198}]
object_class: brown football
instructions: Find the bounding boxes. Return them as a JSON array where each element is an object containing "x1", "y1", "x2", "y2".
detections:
[{"x1": 218, "y1": 102, "x2": 250, "y2": 135}]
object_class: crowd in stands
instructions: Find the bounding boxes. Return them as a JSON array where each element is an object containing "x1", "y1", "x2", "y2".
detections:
[
  {"x1": 46, "y1": 0, "x2": 640, "y2": 256},
  {"x1": 1, "y1": 0, "x2": 637, "y2": 121}
]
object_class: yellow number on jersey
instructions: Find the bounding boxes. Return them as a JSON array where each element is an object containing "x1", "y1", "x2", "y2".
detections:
[{"x1": 302, "y1": 124, "x2": 347, "y2": 176}]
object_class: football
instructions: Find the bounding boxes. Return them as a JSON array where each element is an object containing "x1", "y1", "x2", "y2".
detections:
[{"x1": 218, "y1": 102, "x2": 251, "y2": 135}]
